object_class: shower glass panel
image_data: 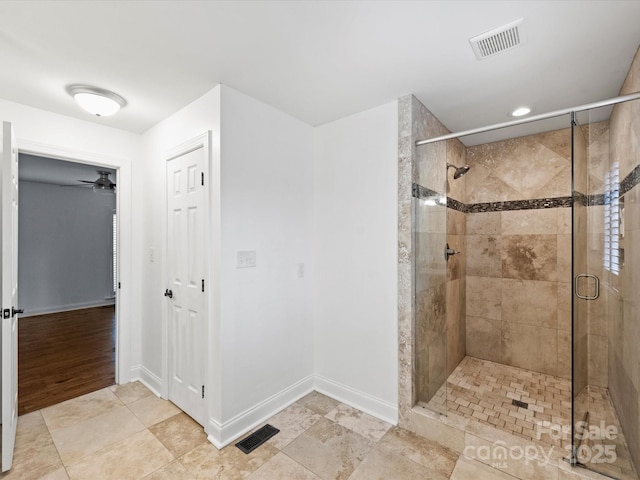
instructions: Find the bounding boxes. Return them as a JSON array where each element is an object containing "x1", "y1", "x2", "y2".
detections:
[
  {"x1": 571, "y1": 101, "x2": 640, "y2": 479},
  {"x1": 571, "y1": 111, "x2": 590, "y2": 464},
  {"x1": 414, "y1": 139, "x2": 448, "y2": 415}
]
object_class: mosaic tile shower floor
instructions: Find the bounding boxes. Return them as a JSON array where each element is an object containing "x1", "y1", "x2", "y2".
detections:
[{"x1": 423, "y1": 356, "x2": 637, "y2": 480}]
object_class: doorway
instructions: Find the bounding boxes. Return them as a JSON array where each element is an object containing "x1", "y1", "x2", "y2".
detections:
[{"x1": 17, "y1": 154, "x2": 118, "y2": 413}]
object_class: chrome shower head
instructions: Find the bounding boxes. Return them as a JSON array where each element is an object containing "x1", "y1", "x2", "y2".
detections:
[{"x1": 447, "y1": 163, "x2": 471, "y2": 179}]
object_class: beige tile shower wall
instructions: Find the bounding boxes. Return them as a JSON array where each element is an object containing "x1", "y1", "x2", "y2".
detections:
[
  {"x1": 402, "y1": 95, "x2": 469, "y2": 410},
  {"x1": 608, "y1": 45, "x2": 640, "y2": 473},
  {"x1": 414, "y1": 132, "x2": 448, "y2": 405},
  {"x1": 398, "y1": 95, "x2": 451, "y2": 418},
  {"x1": 465, "y1": 130, "x2": 572, "y2": 379},
  {"x1": 465, "y1": 128, "x2": 572, "y2": 204},
  {"x1": 415, "y1": 135, "x2": 469, "y2": 405},
  {"x1": 446, "y1": 138, "x2": 467, "y2": 376},
  {"x1": 397, "y1": 95, "x2": 418, "y2": 420}
]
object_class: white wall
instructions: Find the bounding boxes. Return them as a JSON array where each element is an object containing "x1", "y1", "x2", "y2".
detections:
[
  {"x1": 18, "y1": 180, "x2": 116, "y2": 315},
  {"x1": 140, "y1": 86, "x2": 222, "y2": 392},
  {"x1": 0, "y1": 98, "x2": 141, "y2": 160},
  {"x1": 0, "y1": 97, "x2": 141, "y2": 382},
  {"x1": 219, "y1": 86, "x2": 314, "y2": 423},
  {"x1": 313, "y1": 101, "x2": 399, "y2": 422},
  {"x1": 3, "y1": 90, "x2": 400, "y2": 444},
  {"x1": 141, "y1": 85, "x2": 314, "y2": 445}
]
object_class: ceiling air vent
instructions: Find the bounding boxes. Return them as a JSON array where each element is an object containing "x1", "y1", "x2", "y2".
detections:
[{"x1": 469, "y1": 18, "x2": 524, "y2": 60}]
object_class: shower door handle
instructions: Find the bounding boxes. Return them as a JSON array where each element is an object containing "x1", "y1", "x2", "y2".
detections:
[{"x1": 574, "y1": 274, "x2": 599, "y2": 300}]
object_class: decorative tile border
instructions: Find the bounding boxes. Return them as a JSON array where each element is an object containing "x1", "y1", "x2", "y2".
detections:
[
  {"x1": 412, "y1": 183, "x2": 441, "y2": 201},
  {"x1": 412, "y1": 161, "x2": 640, "y2": 214},
  {"x1": 412, "y1": 182, "x2": 572, "y2": 213},
  {"x1": 447, "y1": 197, "x2": 466, "y2": 213},
  {"x1": 465, "y1": 197, "x2": 572, "y2": 213},
  {"x1": 575, "y1": 191, "x2": 589, "y2": 207},
  {"x1": 585, "y1": 164, "x2": 640, "y2": 206},
  {"x1": 621, "y1": 163, "x2": 640, "y2": 196},
  {"x1": 588, "y1": 193, "x2": 605, "y2": 206}
]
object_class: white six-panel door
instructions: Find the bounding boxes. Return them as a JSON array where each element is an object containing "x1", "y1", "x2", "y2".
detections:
[
  {"x1": 166, "y1": 146, "x2": 206, "y2": 426},
  {"x1": 1, "y1": 121, "x2": 19, "y2": 471}
]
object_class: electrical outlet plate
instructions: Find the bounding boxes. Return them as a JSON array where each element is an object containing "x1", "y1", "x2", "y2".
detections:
[{"x1": 237, "y1": 250, "x2": 256, "y2": 268}]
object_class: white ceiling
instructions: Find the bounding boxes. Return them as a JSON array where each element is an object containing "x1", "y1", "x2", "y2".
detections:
[{"x1": 1, "y1": 1, "x2": 639, "y2": 142}]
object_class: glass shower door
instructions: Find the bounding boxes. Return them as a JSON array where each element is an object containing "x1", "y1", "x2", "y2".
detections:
[
  {"x1": 413, "y1": 139, "x2": 448, "y2": 415},
  {"x1": 571, "y1": 101, "x2": 640, "y2": 479},
  {"x1": 571, "y1": 111, "x2": 591, "y2": 464}
]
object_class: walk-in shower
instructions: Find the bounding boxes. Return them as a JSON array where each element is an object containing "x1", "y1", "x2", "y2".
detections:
[{"x1": 399, "y1": 84, "x2": 640, "y2": 480}]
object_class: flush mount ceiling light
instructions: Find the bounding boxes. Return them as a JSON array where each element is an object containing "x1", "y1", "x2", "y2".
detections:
[
  {"x1": 511, "y1": 106, "x2": 531, "y2": 117},
  {"x1": 66, "y1": 85, "x2": 126, "y2": 116}
]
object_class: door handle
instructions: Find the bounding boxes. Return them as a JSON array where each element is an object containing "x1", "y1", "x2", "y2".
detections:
[
  {"x1": 11, "y1": 307, "x2": 23, "y2": 317},
  {"x1": 164, "y1": 289, "x2": 173, "y2": 299},
  {"x1": 574, "y1": 274, "x2": 599, "y2": 300}
]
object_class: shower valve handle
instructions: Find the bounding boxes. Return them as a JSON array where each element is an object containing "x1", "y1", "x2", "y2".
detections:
[{"x1": 445, "y1": 243, "x2": 460, "y2": 260}]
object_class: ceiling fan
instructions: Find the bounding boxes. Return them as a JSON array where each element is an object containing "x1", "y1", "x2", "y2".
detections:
[{"x1": 59, "y1": 170, "x2": 116, "y2": 193}]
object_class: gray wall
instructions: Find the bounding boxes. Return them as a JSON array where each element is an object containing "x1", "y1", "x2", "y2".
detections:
[{"x1": 18, "y1": 180, "x2": 116, "y2": 316}]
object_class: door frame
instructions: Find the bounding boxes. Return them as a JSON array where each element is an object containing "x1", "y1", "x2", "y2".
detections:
[
  {"x1": 2, "y1": 121, "x2": 19, "y2": 471},
  {"x1": 161, "y1": 132, "x2": 212, "y2": 424},
  {"x1": 16, "y1": 139, "x2": 133, "y2": 384}
]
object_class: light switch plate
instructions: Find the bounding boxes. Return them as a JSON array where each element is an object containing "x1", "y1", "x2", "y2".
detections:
[{"x1": 237, "y1": 250, "x2": 257, "y2": 268}]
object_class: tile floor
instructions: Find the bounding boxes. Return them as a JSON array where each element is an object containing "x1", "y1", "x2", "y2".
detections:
[
  {"x1": 424, "y1": 356, "x2": 638, "y2": 480},
  {"x1": 1, "y1": 382, "x2": 478, "y2": 480},
  {"x1": 3, "y1": 378, "x2": 635, "y2": 480}
]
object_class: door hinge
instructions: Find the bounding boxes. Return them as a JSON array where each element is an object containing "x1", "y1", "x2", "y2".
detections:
[
  {"x1": 118, "y1": 282, "x2": 121, "y2": 289},
  {"x1": 3, "y1": 309, "x2": 9, "y2": 319},
  {"x1": 202, "y1": 279, "x2": 205, "y2": 292},
  {"x1": 202, "y1": 385, "x2": 205, "y2": 399},
  {"x1": 201, "y1": 172, "x2": 204, "y2": 186}
]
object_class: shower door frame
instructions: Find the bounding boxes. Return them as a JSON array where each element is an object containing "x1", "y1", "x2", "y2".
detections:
[{"x1": 570, "y1": 111, "x2": 591, "y2": 466}]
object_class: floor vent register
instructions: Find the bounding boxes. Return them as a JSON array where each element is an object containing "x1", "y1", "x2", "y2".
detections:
[{"x1": 235, "y1": 424, "x2": 280, "y2": 454}]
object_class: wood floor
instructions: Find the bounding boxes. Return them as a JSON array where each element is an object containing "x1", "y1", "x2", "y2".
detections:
[{"x1": 18, "y1": 305, "x2": 116, "y2": 415}]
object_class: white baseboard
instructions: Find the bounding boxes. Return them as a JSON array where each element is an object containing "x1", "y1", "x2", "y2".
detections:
[
  {"x1": 207, "y1": 374, "x2": 314, "y2": 449},
  {"x1": 22, "y1": 300, "x2": 116, "y2": 317},
  {"x1": 314, "y1": 374, "x2": 398, "y2": 425},
  {"x1": 130, "y1": 365, "x2": 162, "y2": 397},
  {"x1": 205, "y1": 373, "x2": 398, "y2": 450}
]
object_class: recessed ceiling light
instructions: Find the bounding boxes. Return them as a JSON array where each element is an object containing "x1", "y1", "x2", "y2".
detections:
[
  {"x1": 66, "y1": 85, "x2": 126, "y2": 116},
  {"x1": 511, "y1": 106, "x2": 531, "y2": 117}
]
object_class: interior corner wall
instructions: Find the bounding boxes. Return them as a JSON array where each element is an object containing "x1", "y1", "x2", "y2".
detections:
[
  {"x1": 313, "y1": 100, "x2": 399, "y2": 423},
  {"x1": 141, "y1": 85, "x2": 315, "y2": 444},
  {"x1": 218, "y1": 85, "x2": 314, "y2": 424},
  {"x1": 140, "y1": 86, "x2": 222, "y2": 392},
  {"x1": 18, "y1": 180, "x2": 116, "y2": 315}
]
